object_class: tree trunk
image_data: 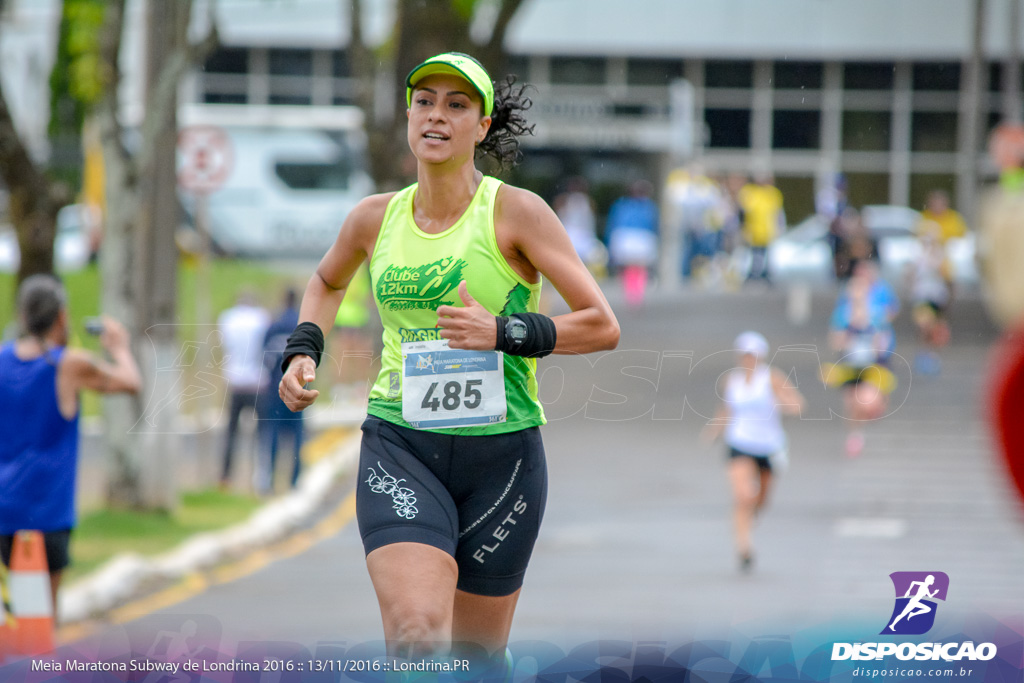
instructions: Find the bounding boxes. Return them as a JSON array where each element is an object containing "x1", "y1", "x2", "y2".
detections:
[
  {"x1": 0, "y1": 40, "x2": 64, "y2": 286},
  {"x1": 96, "y1": 0, "x2": 214, "y2": 511},
  {"x1": 130, "y1": 0, "x2": 189, "y2": 511},
  {"x1": 95, "y1": 0, "x2": 145, "y2": 507}
]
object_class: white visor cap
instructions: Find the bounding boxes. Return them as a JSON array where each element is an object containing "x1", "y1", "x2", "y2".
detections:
[{"x1": 734, "y1": 331, "x2": 769, "y2": 360}]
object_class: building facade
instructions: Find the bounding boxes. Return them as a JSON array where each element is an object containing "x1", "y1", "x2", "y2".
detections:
[{"x1": 4, "y1": 0, "x2": 1021, "y2": 225}]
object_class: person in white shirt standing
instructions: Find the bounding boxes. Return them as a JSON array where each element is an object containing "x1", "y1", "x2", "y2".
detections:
[
  {"x1": 217, "y1": 291, "x2": 270, "y2": 489},
  {"x1": 703, "y1": 331, "x2": 805, "y2": 572}
]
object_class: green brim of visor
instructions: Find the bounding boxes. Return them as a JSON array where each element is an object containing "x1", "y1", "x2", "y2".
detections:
[{"x1": 406, "y1": 52, "x2": 494, "y2": 117}]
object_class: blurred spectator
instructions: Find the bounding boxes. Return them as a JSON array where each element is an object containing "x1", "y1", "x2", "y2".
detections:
[
  {"x1": 605, "y1": 179, "x2": 659, "y2": 306},
  {"x1": 0, "y1": 274, "x2": 141, "y2": 615},
  {"x1": 255, "y1": 288, "x2": 304, "y2": 495},
  {"x1": 815, "y1": 173, "x2": 848, "y2": 224},
  {"x1": 832, "y1": 207, "x2": 879, "y2": 280},
  {"x1": 554, "y1": 176, "x2": 606, "y2": 277},
  {"x1": 217, "y1": 290, "x2": 270, "y2": 489},
  {"x1": 908, "y1": 224, "x2": 954, "y2": 376},
  {"x1": 918, "y1": 190, "x2": 967, "y2": 243},
  {"x1": 666, "y1": 165, "x2": 724, "y2": 283},
  {"x1": 717, "y1": 173, "x2": 748, "y2": 289},
  {"x1": 738, "y1": 174, "x2": 785, "y2": 285}
]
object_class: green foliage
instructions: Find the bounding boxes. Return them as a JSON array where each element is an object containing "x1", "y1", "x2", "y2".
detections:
[
  {"x1": 452, "y1": 0, "x2": 479, "y2": 22},
  {"x1": 48, "y1": 0, "x2": 107, "y2": 139}
]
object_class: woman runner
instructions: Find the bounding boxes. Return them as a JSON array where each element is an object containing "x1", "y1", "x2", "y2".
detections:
[
  {"x1": 278, "y1": 52, "x2": 619, "y2": 668},
  {"x1": 703, "y1": 331, "x2": 805, "y2": 572}
]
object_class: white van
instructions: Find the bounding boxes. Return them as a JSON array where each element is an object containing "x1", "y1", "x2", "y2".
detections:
[{"x1": 177, "y1": 104, "x2": 375, "y2": 258}]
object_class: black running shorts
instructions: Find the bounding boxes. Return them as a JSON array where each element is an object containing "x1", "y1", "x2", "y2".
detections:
[
  {"x1": 0, "y1": 529, "x2": 72, "y2": 572},
  {"x1": 728, "y1": 446, "x2": 773, "y2": 473},
  {"x1": 356, "y1": 416, "x2": 548, "y2": 597}
]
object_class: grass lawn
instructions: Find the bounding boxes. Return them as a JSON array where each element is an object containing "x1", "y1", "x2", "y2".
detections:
[
  {"x1": 0, "y1": 257, "x2": 310, "y2": 416},
  {"x1": 66, "y1": 488, "x2": 265, "y2": 584},
  {"x1": 1, "y1": 257, "x2": 308, "y2": 338}
]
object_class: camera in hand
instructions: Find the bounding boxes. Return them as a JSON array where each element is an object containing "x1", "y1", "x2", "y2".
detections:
[{"x1": 84, "y1": 317, "x2": 104, "y2": 336}]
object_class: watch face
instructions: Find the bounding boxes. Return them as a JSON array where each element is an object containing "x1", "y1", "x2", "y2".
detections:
[{"x1": 508, "y1": 319, "x2": 528, "y2": 342}]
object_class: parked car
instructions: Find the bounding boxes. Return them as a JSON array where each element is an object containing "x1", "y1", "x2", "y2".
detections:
[
  {"x1": 0, "y1": 204, "x2": 93, "y2": 274},
  {"x1": 767, "y1": 205, "x2": 978, "y2": 288},
  {"x1": 177, "y1": 104, "x2": 374, "y2": 259}
]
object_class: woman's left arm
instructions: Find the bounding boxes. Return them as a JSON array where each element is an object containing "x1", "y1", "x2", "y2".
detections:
[
  {"x1": 436, "y1": 185, "x2": 620, "y2": 354},
  {"x1": 501, "y1": 186, "x2": 620, "y2": 354}
]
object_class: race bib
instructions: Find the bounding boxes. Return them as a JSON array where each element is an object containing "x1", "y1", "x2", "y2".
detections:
[{"x1": 401, "y1": 339, "x2": 507, "y2": 429}]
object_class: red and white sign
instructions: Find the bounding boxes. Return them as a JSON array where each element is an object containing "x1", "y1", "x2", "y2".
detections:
[{"x1": 177, "y1": 125, "x2": 233, "y2": 194}]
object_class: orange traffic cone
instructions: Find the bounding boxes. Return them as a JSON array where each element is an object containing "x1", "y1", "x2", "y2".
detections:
[
  {"x1": 0, "y1": 561, "x2": 13, "y2": 660},
  {"x1": 8, "y1": 530, "x2": 54, "y2": 656}
]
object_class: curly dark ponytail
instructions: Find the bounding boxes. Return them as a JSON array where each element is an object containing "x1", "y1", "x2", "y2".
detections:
[{"x1": 476, "y1": 74, "x2": 535, "y2": 170}]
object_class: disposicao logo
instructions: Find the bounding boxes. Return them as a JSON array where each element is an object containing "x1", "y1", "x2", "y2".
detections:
[
  {"x1": 831, "y1": 571, "x2": 998, "y2": 662},
  {"x1": 881, "y1": 571, "x2": 949, "y2": 636}
]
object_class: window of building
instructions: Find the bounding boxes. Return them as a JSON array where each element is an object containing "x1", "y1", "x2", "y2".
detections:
[
  {"x1": 611, "y1": 103, "x2": 648, "y2": 117},
  {"x1": 203, "y1": 92, "x2": 247, "y2": 105},
  {"x1": 269, "y1": 94, "x2": 312, "y2": 106},
  {"x1": 550, "y1": 56, "x2": 606, "y2": 85},
  {"x1": 705, "y1": 60, "x2": 753, "y2": 88},
  {"x1": 911, "y1": 112, "x2": 958, "y2": 152},
  {"x1": 269, "y1": 48, "x2": 313, "y2": 77},
  {"x1": 986, "y1": 62, "x2": 1024, "y2": 93},
  {"x1": 507, "y1": 55, "x2": 530, "y2": 81},
  {"x1": 774, "y1": 176, "x2": 815, "y2": 224},
  {"x1": 842, "y1": 111, "x2": 892, "y2": 151},
  {"x1": 843, "y1": 62, "x2": 895, "y2": 90},
  {"x1": 627, "y1": 58, "x2": 684, "y2": 86},
  {"x1": 989, "y1": 63, "x2": 1003, "y2": 93},
  {"x1": 985, "y1": 110, "x2": 1006, "y2": 151},
  {"x1": 332, "y1": 49, "x2": 351, "y2": 78},
  {"x1": 912, "y1": 63, "x2": 960, "y2": 91},
  {"x1": 774, "y1": 61, "x2": 823, "y2": 89},
  {"x1": 844, "y1": 172, "x2": 890, "y2": 207},
  {"x1": 773, "y1": 110, "x2": 821, "y2": 149},
  {"x1": 704, "y1": 108, "x2": 751, "y2": 148},
  {"x1": 203, "y1": 47, "x2": 248, "y2": 74}
]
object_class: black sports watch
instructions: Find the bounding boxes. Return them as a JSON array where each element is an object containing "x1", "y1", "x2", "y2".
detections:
[{"x1": 504, "y1": 316, "x2": 528, "y2": 351}]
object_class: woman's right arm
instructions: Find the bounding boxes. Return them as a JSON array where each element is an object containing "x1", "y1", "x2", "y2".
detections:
[{"x1": 279, "y1": 193, "x2": 391, "y2": 412}]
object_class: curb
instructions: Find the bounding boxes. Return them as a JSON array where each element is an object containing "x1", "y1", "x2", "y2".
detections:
[{"x1": 59, "y1": 429, "x2": 361, "y2": 625}]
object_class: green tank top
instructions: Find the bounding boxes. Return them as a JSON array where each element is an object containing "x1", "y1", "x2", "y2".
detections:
[{"x1": 366, "y1": 175, "x2": 546, "y2": 434}]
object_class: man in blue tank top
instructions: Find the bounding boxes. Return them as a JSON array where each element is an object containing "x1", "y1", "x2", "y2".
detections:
[{"x1": 0, "y1": 274, "x2": 141, "y2": 616}]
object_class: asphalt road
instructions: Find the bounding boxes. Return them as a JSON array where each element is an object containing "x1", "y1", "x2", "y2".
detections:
[{"x1": 53, "y1": 283, "x2": 1024, "y2": 668}]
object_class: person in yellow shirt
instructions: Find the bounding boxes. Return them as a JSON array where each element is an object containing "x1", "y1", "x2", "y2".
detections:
[
  {"x1": 919, "y1": 190, "x2": 968, "y2": 243},
  {"x1": 738, "y1": 174, "x2": 785, "y2": 284}
]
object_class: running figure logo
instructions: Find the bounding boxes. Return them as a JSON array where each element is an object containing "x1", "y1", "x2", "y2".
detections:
[{"x1": 881, "y1": 571, "x2": 950, "y2": 635}]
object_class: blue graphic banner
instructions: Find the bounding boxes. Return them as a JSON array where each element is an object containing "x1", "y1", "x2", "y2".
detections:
[{"x1": 2, "y1": 612, "x2": 1021, "y2": 682}]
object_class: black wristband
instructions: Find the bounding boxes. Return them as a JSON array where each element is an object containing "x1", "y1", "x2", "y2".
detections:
[
  {"x1": 281, "y1": 322, "x2": 325, "y2": 373},
  {"x1": 495, "y1": 313, "x2": 557, "y2": 358}
]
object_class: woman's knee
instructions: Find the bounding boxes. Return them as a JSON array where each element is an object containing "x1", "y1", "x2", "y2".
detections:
[{"x1": 385, "y1": 604, "x2": 452, "y2": 647}]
